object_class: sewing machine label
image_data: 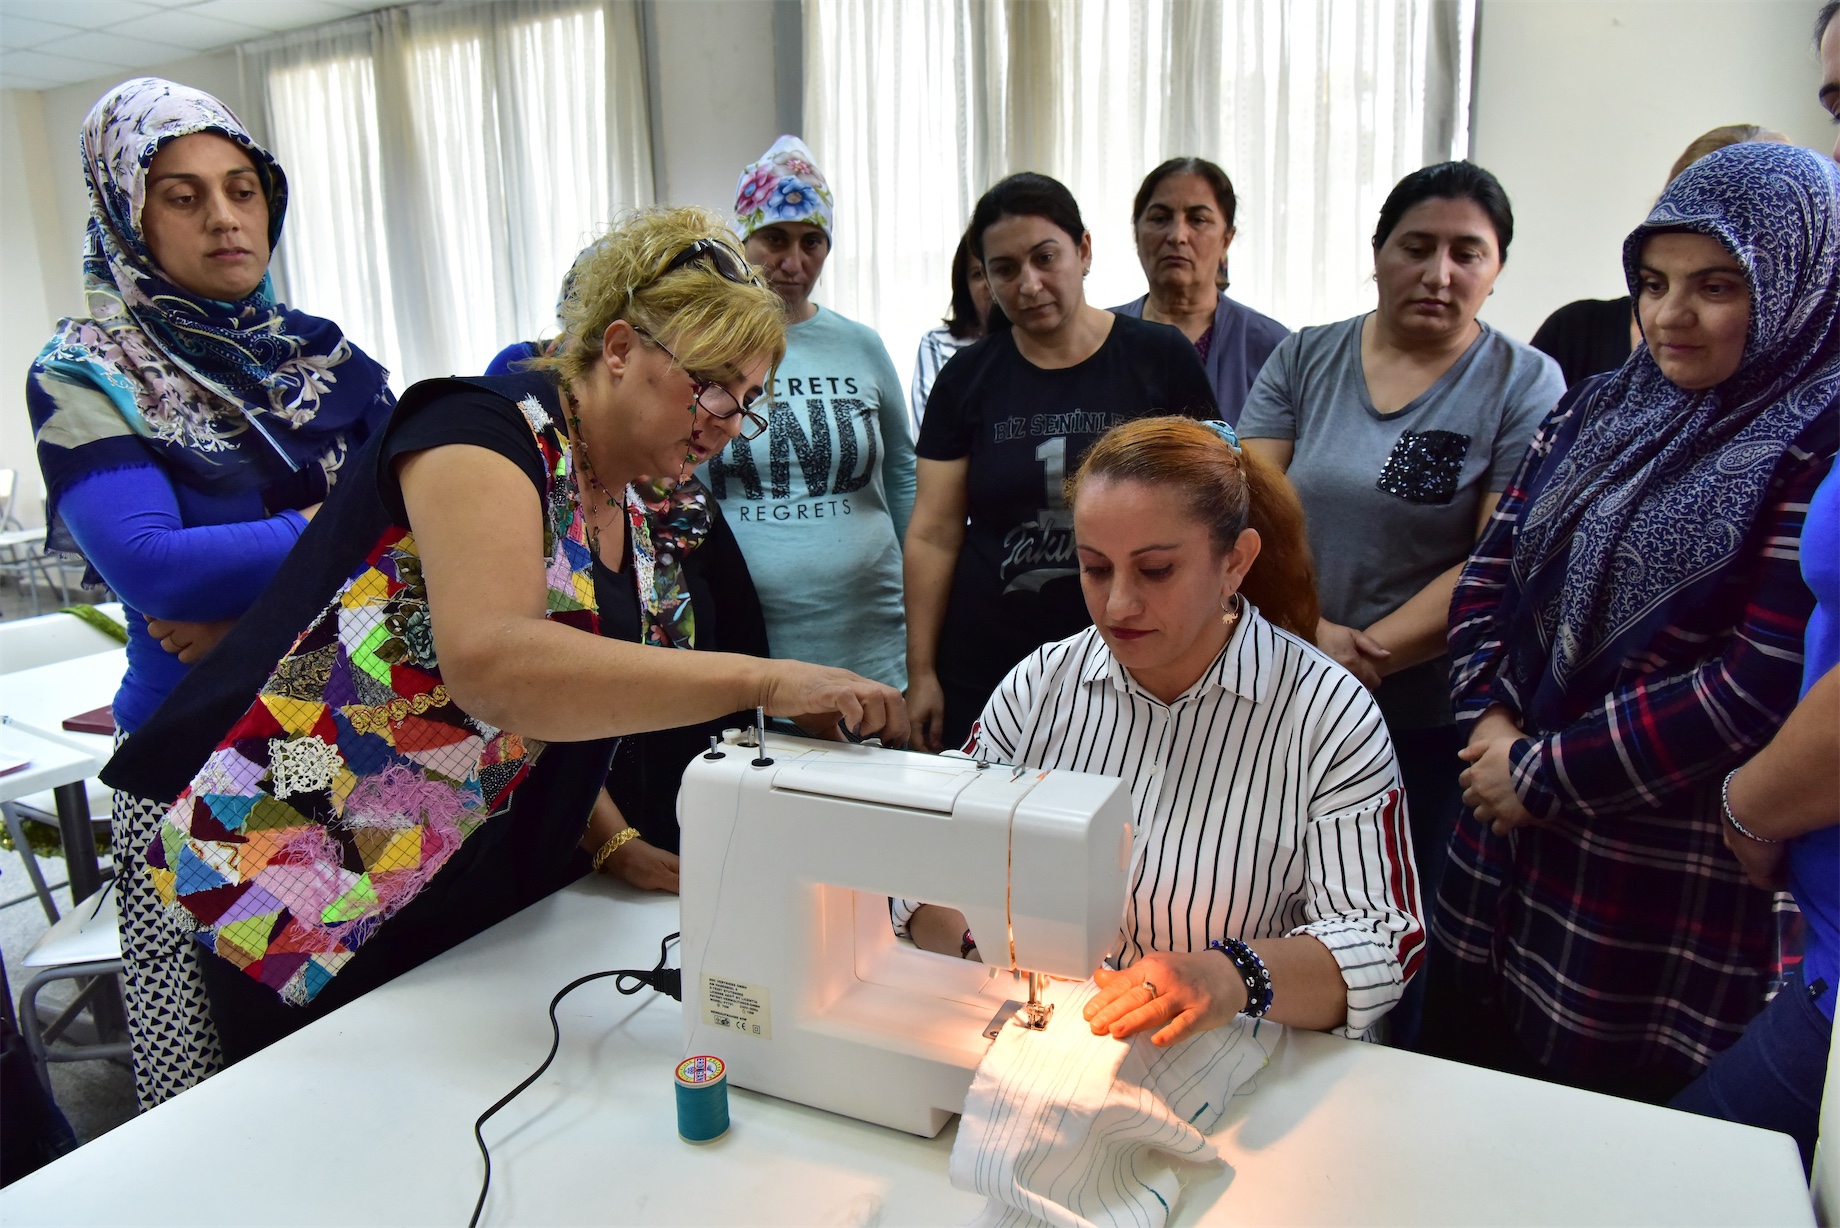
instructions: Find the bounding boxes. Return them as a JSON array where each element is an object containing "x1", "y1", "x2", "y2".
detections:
[{"x1": 702, "y1": 975, "x2": 773, "y2": 1039}]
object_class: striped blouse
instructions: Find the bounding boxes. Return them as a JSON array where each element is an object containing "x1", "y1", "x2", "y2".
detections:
[
  {"x1": 909, "y1": 605, "x2": 1424, "y2": 1038},
  {"x1": 909, "y1": 325, "x2": 975, "y2": 438}
]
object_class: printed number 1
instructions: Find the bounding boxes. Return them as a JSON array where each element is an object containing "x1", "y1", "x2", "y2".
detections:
[{"x1": 1036, "y1": 437, "x2": 1066, "y2": 509}]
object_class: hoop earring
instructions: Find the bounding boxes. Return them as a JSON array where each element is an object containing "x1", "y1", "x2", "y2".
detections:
[{"x1": 1219, "y1": 593, "x2": 1242, "y2": 628}]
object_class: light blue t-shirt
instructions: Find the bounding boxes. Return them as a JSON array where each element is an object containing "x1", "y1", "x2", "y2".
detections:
[{"x1": 699, "y1": 306, "x2": 917, "y2": 688}]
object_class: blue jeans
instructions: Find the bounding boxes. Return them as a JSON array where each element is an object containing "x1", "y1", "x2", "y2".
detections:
[{"x1": 1669, "y1": 970, "x2": 1831, "y2": 1174}]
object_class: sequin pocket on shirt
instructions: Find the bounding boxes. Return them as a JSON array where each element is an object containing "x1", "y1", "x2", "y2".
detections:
[{"x1": 1375, "y1": 429, "x2": 1470, "y2": 505}]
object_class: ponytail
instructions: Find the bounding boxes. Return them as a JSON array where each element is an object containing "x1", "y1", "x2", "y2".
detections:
[{"x1": 1235, "y1": 443, "x2": 1319, "y2": 640}]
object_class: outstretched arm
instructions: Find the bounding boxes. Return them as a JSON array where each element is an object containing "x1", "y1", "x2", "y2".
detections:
[{"x1": 399, "y1": 442, "x2": 908, "y2": 744}]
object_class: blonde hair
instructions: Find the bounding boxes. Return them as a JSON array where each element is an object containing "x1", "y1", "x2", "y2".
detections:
[
  {"x1": 1667, "y1": 125, "x2": 1790, "y2": 184},
  {"x1": 536, "y1": 206, "x2": 787, "y2": 386}
]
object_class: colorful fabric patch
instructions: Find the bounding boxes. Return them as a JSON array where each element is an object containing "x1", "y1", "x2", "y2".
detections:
[{"x1": 148, "y1": 390, "x2": 599, "y2": 1006}]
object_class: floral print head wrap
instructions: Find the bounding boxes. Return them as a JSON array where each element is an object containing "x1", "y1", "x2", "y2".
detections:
[
  {"x1": 734, "y1": 134, "x2": 835, "y2": 242},
  {"x1": 30, "y1": 77, "x2": 391, "y2": 555}
]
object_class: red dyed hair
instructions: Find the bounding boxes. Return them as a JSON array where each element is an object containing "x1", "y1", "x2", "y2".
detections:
[{"x1": 1065, "y1": 416, "x2": 1321, "y2": 640}]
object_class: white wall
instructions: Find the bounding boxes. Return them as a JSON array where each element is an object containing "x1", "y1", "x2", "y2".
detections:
[
  {"x1": 0, "y1": 89, "x2": 63, "y2": 525},
  {"x1": 646, "y1": 0, "x2": 786, "y2": 217},
  {"x1": 1471, "y1": 0, "x2": 1834, "y2": 344}
]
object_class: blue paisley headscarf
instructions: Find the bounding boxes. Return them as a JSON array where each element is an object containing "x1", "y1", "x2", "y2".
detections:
[
  {"x1": 28, "y1": 77, "x2": 391, "y2": 555},
  {"x1": 1505, "y1": 142, "x2": 1840, "y2": 724}
]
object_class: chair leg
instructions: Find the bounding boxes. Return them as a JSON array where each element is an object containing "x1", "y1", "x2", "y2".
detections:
[
  {"x1": 18, "y1": 961, "x2": 129, "y2": 1097},
  {"x1": 42, "y1": 557, "x2": 70, "y2": 606},
  {"x1": 2, "y1": 802, "x2": 60, "y2": 925}
]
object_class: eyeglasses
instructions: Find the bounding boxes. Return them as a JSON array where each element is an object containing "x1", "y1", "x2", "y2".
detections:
[{"x1": 635, "y1": 327, "x2": 769, "y2": 441}]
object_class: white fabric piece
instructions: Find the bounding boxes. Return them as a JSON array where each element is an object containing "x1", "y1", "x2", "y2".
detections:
[
  {"x1": 805, "y1": 0, "x2": 1474, "y2": 383},
  {"x1": 951, "y1": 980, "x2": 1281, "y2": 1228}
]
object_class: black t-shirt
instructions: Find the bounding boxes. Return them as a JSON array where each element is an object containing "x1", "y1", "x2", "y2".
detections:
[
  {"x1": 1530, "y1": 296, "x2": 1635, "y2": 390},
  {"x1": 104, "y1": 373, "x2": 620, "y2": 1051},
  {"x1": 916, "y1": 314, "x2": 1217, "y2": 743},
  {"x1": 599, "y1": 512, "x2": 768, "y2": 854}
]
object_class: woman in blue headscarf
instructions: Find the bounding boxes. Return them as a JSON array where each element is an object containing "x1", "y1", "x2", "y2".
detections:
[
  {"x1": 25, "y1": 77, "x2": 393, "y2": 1107},
  {"x1": 1423, "y1": 143, "x2": 1840, "y2": 1103}
]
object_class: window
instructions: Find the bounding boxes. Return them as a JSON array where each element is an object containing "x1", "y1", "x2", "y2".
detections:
[
  {"x1": 250, "y1": 0, "x2": 654, "y2": 386},
  {"x1": 806, "y1": 0, "x2": 1475, "y2": 388}
]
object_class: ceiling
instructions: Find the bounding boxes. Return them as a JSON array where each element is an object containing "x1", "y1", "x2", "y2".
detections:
[{"x1": 0, "y1": 0, "x2": 403, "y2": 90}]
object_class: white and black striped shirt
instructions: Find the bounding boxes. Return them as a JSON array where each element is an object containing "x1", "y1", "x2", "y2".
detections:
[
  {"x1": 931, "y1": 605, "x2": 1424, "y2": 1037},
  {"x1": 909, "y1": 326, "x2": 974, "y2": 438}
]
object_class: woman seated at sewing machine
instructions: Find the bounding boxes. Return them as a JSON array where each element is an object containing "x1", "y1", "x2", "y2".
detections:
[{"x1": 898, "y1": 416, "x2": 1423, "y2": 1041}]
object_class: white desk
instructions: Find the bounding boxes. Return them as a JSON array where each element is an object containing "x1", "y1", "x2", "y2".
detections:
[
  {"x1": 0, "y1": 725, "x2": 100, "y2": 812},
  {"x1": 0, "y1": 649, "x2": 122, "y2": 905},
  {"x1": 0, "y1": 880, "x2": 1812, "y2": 1227},
  {"x1": 0, "y1": 648, "x2": 122, "y2": 760}
]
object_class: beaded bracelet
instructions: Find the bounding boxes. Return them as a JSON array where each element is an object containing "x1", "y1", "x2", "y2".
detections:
[
  {"x1": 1720, "y1": 769, "x2": 1779, "y2": 844},
  {"x1": 1208, "y1": 937, "x2": 1274, "y2": 1018}
]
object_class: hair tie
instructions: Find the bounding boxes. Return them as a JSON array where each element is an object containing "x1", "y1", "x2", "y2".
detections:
[{"x1": 1201, "y1": 418, "x2": 1242, "y2": 454}]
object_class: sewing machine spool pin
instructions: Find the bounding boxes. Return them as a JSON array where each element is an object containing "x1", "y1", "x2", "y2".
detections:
[
  {"x1": 1015, "y1": 971, "x2": 1054, "y2": 1031},
  {"x1": 703, "y1": 736, "x2": 726, "y2": 761},
  {"x1": 751, "y1": 706, "x2": 773, "y2": 768}
]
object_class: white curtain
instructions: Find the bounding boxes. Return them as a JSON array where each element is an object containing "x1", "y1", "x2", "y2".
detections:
[
  {"x1": 248, "y1": 0, "x2": 653, "y2": 387},
  {"x1": 803, "y1": 0, "x2": 989, "y2": 410},
  {"x1": 805, "y1": 0, "x2": 1474, "y2": 386}
]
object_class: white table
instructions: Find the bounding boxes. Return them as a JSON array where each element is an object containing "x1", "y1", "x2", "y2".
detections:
[
  {"x1": 0, "y1": 879, "x2": 1813, "y2": 1227},
  {"x1": 0, "y1": 649, "x2": 123, "y2": 904}
]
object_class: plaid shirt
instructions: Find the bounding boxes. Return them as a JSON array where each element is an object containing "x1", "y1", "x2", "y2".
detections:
[{"x1": 1437, "y1": 394, "x2": 1836, "y2": 1093}]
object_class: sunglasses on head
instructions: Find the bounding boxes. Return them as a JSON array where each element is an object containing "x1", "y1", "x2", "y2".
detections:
[{"x1": 657, "y1": 237, "x2": 766, "y2": 289}]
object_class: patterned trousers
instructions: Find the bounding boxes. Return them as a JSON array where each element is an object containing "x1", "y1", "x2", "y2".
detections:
[{"x1": 110, "y1": 785, "x2": 223, "y2": 1108}]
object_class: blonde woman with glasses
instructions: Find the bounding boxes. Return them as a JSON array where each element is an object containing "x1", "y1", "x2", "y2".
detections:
[{"x1": 104, "y1": 208, "x2": 908, "y2": 1065}]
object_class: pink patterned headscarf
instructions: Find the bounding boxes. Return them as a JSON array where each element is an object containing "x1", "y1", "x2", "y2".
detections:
[{"x1": 734, "y1": 134, "x2": 835, "y2": 242}]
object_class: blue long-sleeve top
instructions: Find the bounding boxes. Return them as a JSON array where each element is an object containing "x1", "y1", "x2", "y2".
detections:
[{"x1": 56, "y1": 463, "x2": 307, "y2": 732}]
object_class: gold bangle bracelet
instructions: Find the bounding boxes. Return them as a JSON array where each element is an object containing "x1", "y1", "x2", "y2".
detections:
[{"x1": 591, "y1": 826, "x2": 643, "y2": 873}]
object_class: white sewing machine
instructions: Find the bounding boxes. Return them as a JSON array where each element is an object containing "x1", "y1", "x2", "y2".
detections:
[{"x1": 677, "y1": 727, "x2": 1134, "y2": 1137}]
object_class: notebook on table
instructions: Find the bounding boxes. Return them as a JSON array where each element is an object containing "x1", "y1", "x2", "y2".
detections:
[{"x1": 61, "y1": 706, "x2": 114, "y2": 736}]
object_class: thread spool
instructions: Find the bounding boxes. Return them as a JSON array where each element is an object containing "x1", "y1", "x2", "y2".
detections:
[{"x1": 675, "y1": 1055, "x2": 730, "y2": 1143}]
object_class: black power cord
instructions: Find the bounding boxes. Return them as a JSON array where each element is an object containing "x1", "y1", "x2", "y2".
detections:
[{"x1": 468, "y1": 932, "x2": 682, "y2": 1228}]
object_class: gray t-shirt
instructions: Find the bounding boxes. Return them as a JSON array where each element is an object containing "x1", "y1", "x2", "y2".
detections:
[{"x1": 1239, "y1": 314, "x2": 1563, "y2": 728}]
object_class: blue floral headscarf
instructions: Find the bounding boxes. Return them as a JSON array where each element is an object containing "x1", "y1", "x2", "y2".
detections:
[
  {"x1": 29, "y1": 77, "x2": 391, "y2": 554},
  {"x1": 734, "y1": 135, "x2": 835, "y2": 241},
  {"x1": 1505, "y1": 142, "x2": 1840, "y2": 723}
]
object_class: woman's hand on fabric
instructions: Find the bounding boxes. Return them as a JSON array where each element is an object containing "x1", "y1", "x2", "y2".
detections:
[
  {"x1": 601, "y1": 836, "x2": 680, "y2": 893},
  {"x1": 905, "y1": 670, "x2": 949, "y2": 753},
  {"x1": 1458, "y1": 731, "x2": 1538, "y2": 835},
  {"x1": 760, "y1": 660, "x2": 910, "y2": 748},
  {"x1": 1083, "y1": 951, "x2": 1249, "y2": 1047},
  {"x1": 1315, "y1": 618, "x2": 1389, "y2": 692},
  {"x1": 144, "y1": 617, "x2": 237, "y2": 665}
]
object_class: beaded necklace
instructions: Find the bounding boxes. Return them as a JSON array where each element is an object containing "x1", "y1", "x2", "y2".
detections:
[
  {"x1": 565, "y1": 387, "x2": 700, "y2": 646},
  {"x1": 563, "y1": 388, "x2": 623, "y2": 560}
]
